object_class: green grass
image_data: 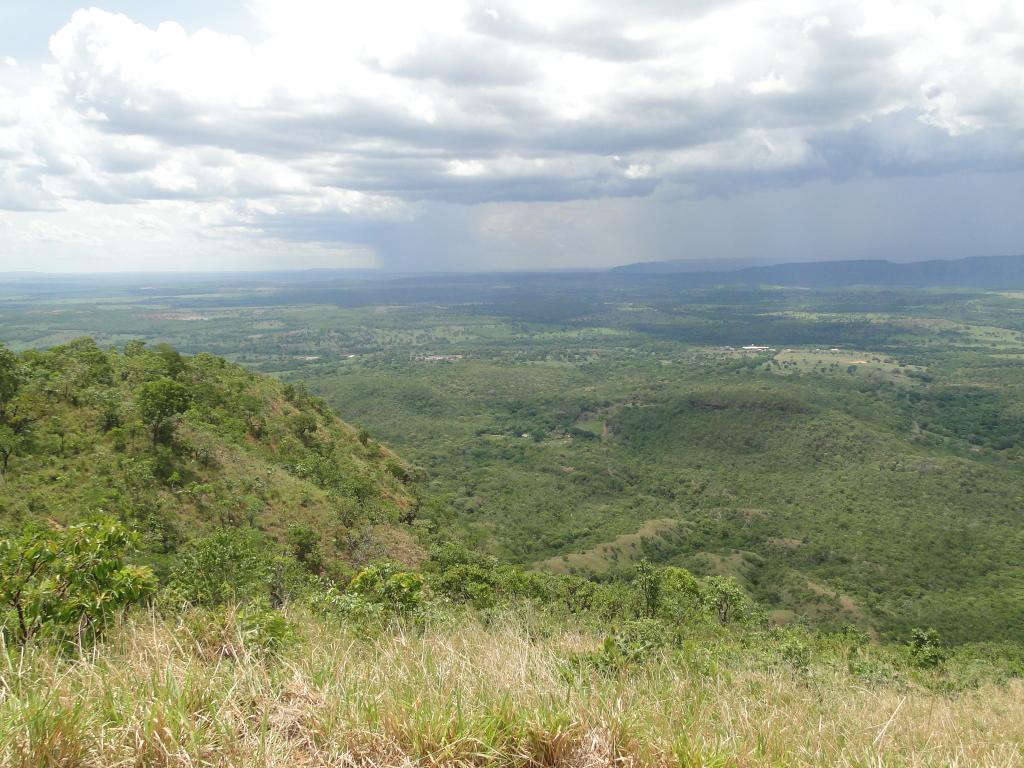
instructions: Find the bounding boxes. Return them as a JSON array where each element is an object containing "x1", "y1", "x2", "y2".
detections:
[{"x1": 537, "y1": 518, "x2": 685, "y2": 575}]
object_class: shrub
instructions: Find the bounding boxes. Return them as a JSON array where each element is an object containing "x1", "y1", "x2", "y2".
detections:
[
  {"x1": 634, "y1": 559, "x2": 661, "y2": 617},
  {"x1": 348, "y1": 562, "x2": 425, "y2": 612},
  {"x1": 306, "y1": 580, "x2": 388, "y2": 632},
  {"x1": 167, "y1": 529, "x2": 273, "y2": 606},
  {"x1": 701, "y1": 576, "x2": 747, "y2": 624},
  {"x1": 287, "y1": 523, "x2": 324, "y2": 574},
  {"x1": 909, "y1": 627, "x2": 945, "y2": 668},
  {"x1": 235, "y1": 603, "x2": 295, "y2": 654},
  {"x1": 181, "y1": 603, "x2": 295, "y2": 659},
  {"x1": 290, "y1": 413, "x2": 318, "y2": 440},
  {"x1": 136, "y1": 377, "x2": 193, "y2": 446},
  {"x1": 777, "y1": 628, "x2": 812, "y2": 672},
  {"x1": 584, "y1": 618, "x2": 669, "y2": 670},
  {"x1": 427, "y1": 542, "x2": 502, "y2": 608},
  {"x1": 657, "y1": 566, "x2": 703, "y2": 622},
  {"x1": 0, "y1": 517, "x2": 156, "y2": 646}
]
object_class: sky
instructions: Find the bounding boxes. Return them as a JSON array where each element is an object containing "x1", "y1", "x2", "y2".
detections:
[{"x1": 0, "y1": 1, "x2": 1023, "y2": 273}]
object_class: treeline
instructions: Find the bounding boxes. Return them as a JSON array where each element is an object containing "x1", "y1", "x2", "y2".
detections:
[{"x1": 6, "y1": 514, "x2": 1023, "y2": 701}]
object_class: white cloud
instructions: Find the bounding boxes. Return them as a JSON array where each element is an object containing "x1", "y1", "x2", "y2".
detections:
[{"x1": 0, "y1": 0, "x2": 1022, "y2": 270}]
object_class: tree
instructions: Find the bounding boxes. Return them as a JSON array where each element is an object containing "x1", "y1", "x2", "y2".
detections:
[
  {"x1": 908, "y1": 627, "x2": 944, "y2": 668},
  {"x1": 153, "y1": 343, "x2": 186, "y2": 378},
  {"x1": 0, "y1": 345, "x2": 19, "y2": 416},
  {"x1": 48, "y1": 337, "x2": 113, "y2": 402},
  {"x1": 634, "y1": 559, "x2": 661, "y2": 617},
  {"x1": 0, "y1": 424, "x2": 27, "y2": 480},
  {"x1": 290, "y1": 413, "x2": 319, "y2": 441},
  {"x1": 122, "y1": 339, "x2": 147, "y2": 357},
  {"x1": 287, "y1": 523, "x2": 323, "y2": 573},
  {"x1": 0, "y1": 518, "x2": 156, "y2": 646},
  {"x1": 659, "y1": 566, "x2": 703, "y2": 620},
  {"x1": 136, "y1": 377, "x2": 193, "y2": 446},
  {"x1": 0, "y1": 348, "x2": 41, "y2": 480},
  {"x1": 168, "y1": 529, "x2": 273, "y2": 606},
  {"x1": 702, "y1": 576, "x2": 746, "y2": 623},
  {"x1": 348, "y1": 562, "x2": 424, "y2": 612}
]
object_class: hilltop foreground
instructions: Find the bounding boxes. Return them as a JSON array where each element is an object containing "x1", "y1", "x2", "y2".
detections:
[{"x1": 3, "y1": 608, "x2": 1024, "y2": 767}]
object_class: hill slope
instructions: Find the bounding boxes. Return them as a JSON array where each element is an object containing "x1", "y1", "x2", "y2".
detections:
[{"x1": 0, "y1": 338, "x2": 420, "y2": 573}]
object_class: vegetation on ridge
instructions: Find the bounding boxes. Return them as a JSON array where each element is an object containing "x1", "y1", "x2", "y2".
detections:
[{"x1": 0, "y1": 338, "x2": 418, "y2": 581}]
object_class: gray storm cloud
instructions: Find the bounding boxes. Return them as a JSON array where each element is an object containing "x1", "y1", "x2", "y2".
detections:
[{"x1": 0, "y1": 0, "x2": 1022, "y2": 271}]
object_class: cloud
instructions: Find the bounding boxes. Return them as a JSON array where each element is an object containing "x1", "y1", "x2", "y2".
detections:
[{"x1": 0, "y1": 0, "x2": 1023, "y2": 270}]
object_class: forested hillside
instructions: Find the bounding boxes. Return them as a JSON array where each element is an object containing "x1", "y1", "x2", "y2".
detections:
[{"x1": 0, "y1": 338, "x2": 419, "y2": 577}]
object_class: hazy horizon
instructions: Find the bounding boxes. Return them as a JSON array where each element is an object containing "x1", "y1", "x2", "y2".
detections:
[{"x1": 3, "y1": 251, "x2": 1024, "y2": 282}]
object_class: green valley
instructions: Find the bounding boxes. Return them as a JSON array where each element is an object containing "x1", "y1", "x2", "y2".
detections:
[{"x1": 3, "y1": 273, "x2": 1024, "y2": 643}]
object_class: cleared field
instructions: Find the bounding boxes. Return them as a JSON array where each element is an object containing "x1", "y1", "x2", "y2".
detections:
[
  {"x1": 769, "y1": 348, "x2": 927, "y2": 383},
  {"x1": 537, "y1": 518, "x2": 686, "y2": 575}
]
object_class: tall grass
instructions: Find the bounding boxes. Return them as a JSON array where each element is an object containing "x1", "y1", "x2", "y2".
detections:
[{"x1": 1, "y1": 609, "x2": 1021, "y2": 767}]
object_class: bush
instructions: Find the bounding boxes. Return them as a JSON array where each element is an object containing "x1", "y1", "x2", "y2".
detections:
[
  {"x1": 166, "y1": 529, "x2": 310, "y2": 607},
  {"x1": 776, "y1": 628, "x2": 812, "y2": 672},
  {"x1": 181, "y1": 603, "x2": 295, "y2": 659},
  {"x1": 136, "y1": 377, "x2": 193, "y2": 446},
  {"x1": 0, "y1": 517, "x2": 156, "y2": 647},
  {"x1": 584, "y1": 618, "x2": 669, "y2": 671},
  {"x1": 657, "y1": 566, "x2": 703, "y2": 622},
  {"x1": 909, "y1": 627, "x2": 945, "y2": 669},
  {"x1": 348, "y1": 562, "x2": 425, "y2": 612},
  {"x1": 634, "y1": 559, "x2": 661, "y2": 617},
  {"x1": 426, "y1": 542, "x2": 504, "y2": 608},
  {"x1": 701, "y1": 576, "x2": 748, "y2": 624},
  {"x1": 306, "y1": 579, "x2": 389, "y2": 634},
  {"x1": 287, "y1": 523, "x2": 324, "y2": 574}
]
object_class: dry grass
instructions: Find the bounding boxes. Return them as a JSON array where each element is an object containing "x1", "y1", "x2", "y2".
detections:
[{"x1": 1, "y1": 612, "x2": 1021, "y2": 767}]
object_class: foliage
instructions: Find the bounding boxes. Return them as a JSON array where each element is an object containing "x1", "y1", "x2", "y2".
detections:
[
  {"x1": 0, "y1": 517, "x2": 156, "y2": 646},
  {"x1": 0, "y1": 345, "x2": 20, "y2": 410},
  {"x1": 166, "y1": 529, "x2": 313, "y2": 608},
  {"x1": 700, "y1": 576, "x2": 748, "y2": 624},
  {"x1": 307, "y1": 583, "x2": 387, "y2": 628},
  {"x1": 135, "y1": 377, "x2": 193, "y2": 446},
  {"x1": 634, "y1": 559, "x2": 661, "y2": 617},
  {"x1": 1, "y1": 277, "x2": 1024, "y2": 762},
  {"x1": 0, "y1": 340, "x2": 416, "y2": 588},
  {"x1": 5, "y1": 275, "x2": 1024, "y2": 643},
  {"x1": 908, "y1": 627, "x2": 945, "y2": 668},
  {"x1": 181, "y1": 603, "x2": 295, "y2": 658},
  {"x1": 588, "y1": 618, "x2": 668, "y2": 669},
  {"x1": 286, "y1": 523, "x2": 323, "y2": 573},
  {"x1": 657, "y1": 566, "x2": 703, "y2": 621},
  {"x1": 347, "y1": 562, "x2": 425, "y2": 612},
  {"x1": 167, "y1": 529, "x2": 272, "y2": 606}
]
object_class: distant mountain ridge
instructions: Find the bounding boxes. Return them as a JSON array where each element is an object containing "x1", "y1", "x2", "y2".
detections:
[{"x1": 613, "y1": 254, "x2": 1024, "y2": 288}]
